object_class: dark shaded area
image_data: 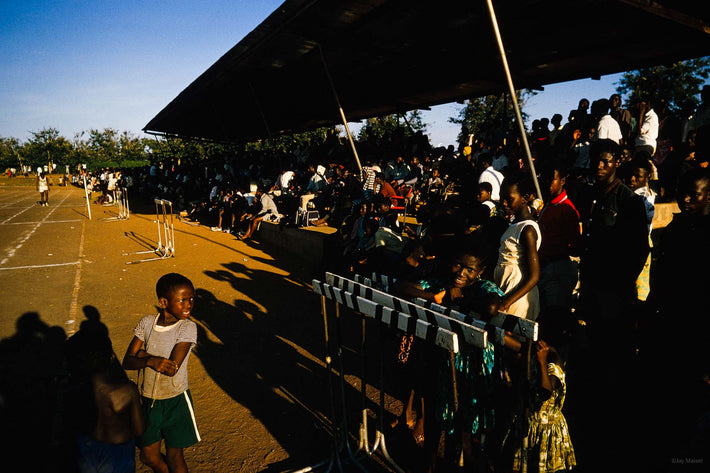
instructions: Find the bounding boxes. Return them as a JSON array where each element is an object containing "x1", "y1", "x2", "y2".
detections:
[
  {"x1": 0, "y1": 312, "x2": 68, "y2": 472},
  {"x1": 0, "y1": 307, "x2": 130, "y2": 473}
]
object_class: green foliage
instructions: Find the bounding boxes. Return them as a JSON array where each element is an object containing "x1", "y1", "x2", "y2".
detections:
[
  {"x1": 0, "y1": 137, "x2": 22, "y2": 169},
  {"x1": 242, "y1": 126, "x2": 340, "y2": 157},
  {"x1": 23, "y1": 128, "x2": 73, "y2": 170},
  {"x1": 615, "y1": 56, "x2": 710, "y2": 114},
  {"x1": 357, "y1": 111, "x2": 427, "y2": 146},
  {"x1": 450, "y1": 91, "x2": 533, "y2": 147}
]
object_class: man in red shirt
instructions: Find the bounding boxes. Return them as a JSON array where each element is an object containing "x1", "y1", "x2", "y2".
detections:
[
  {"x1": 537, "y1": 164, "x2": 580, "y2": 344},
  {"x1": 375, "y1": 172, "x2": 396, "y2": 199}
]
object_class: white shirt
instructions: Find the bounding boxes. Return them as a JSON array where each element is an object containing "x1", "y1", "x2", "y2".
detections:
[
  {"x1": 279, "y1": 171, "x2": 294, "y2": 189},
  {"x1": 478, "y1": 166, "x2": 505, "y2": 202},
  {"x1": 595, "y1": 114, "x2": 623, "y2": 144},
  {"x1": 635, "y1": 108, "x2": 659, "y2": 152}
]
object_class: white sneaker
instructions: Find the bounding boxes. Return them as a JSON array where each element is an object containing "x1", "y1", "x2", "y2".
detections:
[{"x1": 211, "y1": 226, "x2": 221, "y2": 231}]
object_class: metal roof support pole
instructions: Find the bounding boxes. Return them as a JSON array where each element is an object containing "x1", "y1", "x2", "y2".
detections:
[
  {"x1": 485, "y1": 0, "x2": 543, "y2": 202},
  {"x1": 318, "y1": 44, "x2": 363, "y2": 174}
]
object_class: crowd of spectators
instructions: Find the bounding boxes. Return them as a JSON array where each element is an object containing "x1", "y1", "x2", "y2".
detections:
[{"x1": 72, "y1": 87, "x2": 710, "y2": 471}]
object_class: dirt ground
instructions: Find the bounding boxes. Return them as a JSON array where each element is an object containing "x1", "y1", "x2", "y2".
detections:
[{"x1": 0, "y1": 186, "x2": 410, "y2": 473}]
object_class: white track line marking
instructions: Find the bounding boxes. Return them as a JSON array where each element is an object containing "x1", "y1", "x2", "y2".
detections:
[
  {"x1": 66, "y1": 220, "x2": 86, "y2": 336},
  {"x1": 0, "y1": 191, "x2": 73, "y2": 265},
  {"x1": 0, "y1": 261, "x2": 80, "y2": 271},
  {"x1": 1, "y1": 219, "x2": 82, "y2": 225},
  {"x1": 0, "y1": 193, "x2": 36, "y2": 209}
]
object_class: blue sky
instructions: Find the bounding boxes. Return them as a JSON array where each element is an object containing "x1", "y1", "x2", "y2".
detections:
[{"x1": 1, "y1": 1, "x2": 626, "y2": 147}]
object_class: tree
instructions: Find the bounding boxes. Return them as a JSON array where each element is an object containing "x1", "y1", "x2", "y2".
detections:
[
  {"x1": 450, "y1": 91, "x2": 534, "y2": 149},
  {"x1": 23, "y1": 128, "x2": 73, "y2": 171},
  {"x1": 87, "y1": 128, "x2": 120, "y2": 164},
  {"x1": 357, "y1": 111, "x2": 426, "y2": 144},
  {"x1": 615, "y1": 56, "x2": 710, "y2": 115},
  {"x1": 0, "y1": 137, "x2": 23, "y2": 170}
]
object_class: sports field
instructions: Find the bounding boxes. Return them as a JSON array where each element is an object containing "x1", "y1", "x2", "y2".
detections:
[{"x1": 0, "y1": 186, "x2": 372, "y2": 472}]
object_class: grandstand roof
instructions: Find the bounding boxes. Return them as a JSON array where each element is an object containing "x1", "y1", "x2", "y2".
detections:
[{"x1": 143, "y1": 0, "x2": 710, "y2": 142}]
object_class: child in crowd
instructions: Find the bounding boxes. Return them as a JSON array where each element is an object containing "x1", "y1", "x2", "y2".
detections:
[
  {"x1": 74, "y1": 329, "x2": 145, "y2": 473},
  {"x1": 511, "y1": 340, "x2": 576, "y2": 473},
  {"x1": 123, "y1": 273, "x2": 200, "y2": 473},
  {"x1": 436, "y1": 241, "x2": 504, "y2": 470},
  {"x1": 476, "y1": 181, "x2": 497, "y2": 217},
  {"x1": 494, "y1": 173, "x2": 542, "y2": 320},
  {"x1": 537, "y1": 164, "x2": 580, "y2": 353},
  {"x1": 625, "y1": 157, "x2": 656, "y2": 303}
]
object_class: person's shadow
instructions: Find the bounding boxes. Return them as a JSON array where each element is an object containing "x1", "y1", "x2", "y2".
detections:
[
  {"x1": 0, "y1": 312, "x2": 68, "y2": 472},
  {"x1": 191, "y1": 285, "x2": 337, "y2": 471}
]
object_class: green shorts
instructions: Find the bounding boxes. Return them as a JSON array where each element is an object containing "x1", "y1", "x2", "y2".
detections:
[{"x1": 139, "y1": 390, "x2": 201, "y2": 449}]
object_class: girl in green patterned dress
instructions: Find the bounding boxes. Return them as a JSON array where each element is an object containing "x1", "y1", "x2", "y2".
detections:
[
  {"x1": 434, "y1": 241, "x2": 506, "y2": 471},
  {"x1": 512, "y1": 340, "x2": 576, "y2": 472}
]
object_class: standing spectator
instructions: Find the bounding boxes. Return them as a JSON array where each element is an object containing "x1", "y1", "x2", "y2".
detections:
[
  {"x1": 511, "y1": 340, "x2": 577, "y2": 473},
  {"x1": 634, "y1": 95, "x2": 659, "y2": 157},
  {"x1": 477, "y1": 153, "x2": 505, "y2": 203},
  {"x1": 571, "y1": 127, "x2": 593, "y2": 170},
  {"x1": 491, "y1": 144, "x2": 510, "y2": 172},
  {"x1": 649, "y1": 168, "x2": 710, "y2": 464},
  {"x1": 537, "y1": 164, "x2": 580, "y2": 345},
  {"x1": 577, "y1": 139, "x2": 649, "y2": 361},
  {"x1": 70, "y1": 326, "x2": 145, "y2": 473},
  {"x1": 494, "y1": 173, "x2": 542, "y2": 321},
  {"x1": 575, "y1": 98, "x2": 594, "y2": 138},
  {"x1": 609, "y1": 93, "x2": 633, "y2": 144},
  {"x1": 592, "y1": 98, "x2": 623, "y2": 144},
  {"x1": 625, "y1": 157, "x2": 656, "y2": 303},
  {"x1": 548, "y1": 113, "x2": 564, "y2": 147},
  {"x1": 476, "y1": 182, "x2": 497, "y2": 217}
]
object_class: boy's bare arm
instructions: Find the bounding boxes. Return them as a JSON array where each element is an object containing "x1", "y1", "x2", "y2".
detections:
[
  {"x1": 166, "y1": 342, "x2": 193, "y2": 377},
  {"x1": 122, "y1": 335, "x2": 178, "y2": 374}
]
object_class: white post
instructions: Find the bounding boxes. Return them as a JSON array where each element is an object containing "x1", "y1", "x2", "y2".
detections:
[{"x1": 82, "y1": 173, "x2": 92, "y2": 220}]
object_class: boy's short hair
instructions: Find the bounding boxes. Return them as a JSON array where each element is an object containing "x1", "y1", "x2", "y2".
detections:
[
  {"x1": 679, "y1": 167, "x2": 710, "y2": 192},
  {"x1": 373, "y1": 195, "x2": 391, "y2": 209},
  {"x1": 629, "y1": 157, "x2": 653, "y2": 174},
  {"x1": 156, "y1": 273, "x2": 194, "y2": 299},
  {"x1": 503, "y1": 171, "x2": 536, "y2": 197},
  {"x1": 477, "y1": 182, "x2": 493, "y2": 193},
  {"x1": 478, "y1": 152, "x2": 493, "y2": 167},
  {"x1": 545, "y1": 161, "x2": 569, "y2": 180}
]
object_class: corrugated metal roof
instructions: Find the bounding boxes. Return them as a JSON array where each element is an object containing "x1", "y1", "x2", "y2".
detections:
[{"x1": 144, "y1": 0, "x2": 710, "y2": 142}]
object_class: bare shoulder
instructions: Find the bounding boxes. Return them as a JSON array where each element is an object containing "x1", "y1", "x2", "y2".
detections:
[{"x1": 107, "y1": 381, "x2": 141, "y2": 413}]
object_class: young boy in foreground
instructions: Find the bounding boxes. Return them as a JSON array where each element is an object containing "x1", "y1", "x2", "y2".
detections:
[{"x1": 123, "y1": 273, "x2": 200, "y2": 473}]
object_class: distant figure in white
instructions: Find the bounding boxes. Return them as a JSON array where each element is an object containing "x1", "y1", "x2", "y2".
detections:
[{"x1": 37, "y1": 171, "x2": 49, "y2": 206}]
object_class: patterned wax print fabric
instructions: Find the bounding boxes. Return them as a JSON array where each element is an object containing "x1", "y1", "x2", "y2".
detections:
[
  {"x1": 436, "y1": 279, "x2": 504, "y2": 435},
  {"x1": 512, "y1": 363, "x2": 576, "y2": 472}
]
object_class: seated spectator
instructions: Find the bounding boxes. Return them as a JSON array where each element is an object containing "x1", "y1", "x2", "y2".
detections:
[{"x1": 237, "y1": 186, "x2": 280, "y2": 241}]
